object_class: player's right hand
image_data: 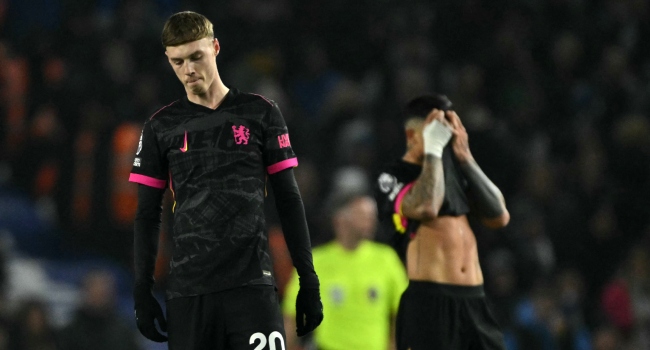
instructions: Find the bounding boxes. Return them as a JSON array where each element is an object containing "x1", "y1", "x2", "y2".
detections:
[
  {"x1": 422, "y1": 109, "x2": 453, "y2": 157},
  {"x1": 295, "y1": 286, "x2": 324, "y2": 337},
  {"x1": 134, "y1": 285, "x2": 168, "y2": 342}
]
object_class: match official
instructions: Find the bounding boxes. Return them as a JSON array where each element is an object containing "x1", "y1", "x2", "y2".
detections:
[{"x1": 283, "y1": 193, "x2": 408, "y2": 350}]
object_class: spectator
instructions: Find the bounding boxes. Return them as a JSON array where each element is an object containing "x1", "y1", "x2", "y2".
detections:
[
  {"x1": 510, "y1": 279, "x2": 591, "y2": 350},
  {"x1": 14, "y1": 299, "x2": 58, "y2": 350},
  {"x1": 591, "y1": 325, "x2": 626, "y2": 350},
  {"x1": 601, "y1": 246, "x2": 650, "y2": 349},
  {"x1": 58, "y1": 270, "x2": 141, "y2": 350}
]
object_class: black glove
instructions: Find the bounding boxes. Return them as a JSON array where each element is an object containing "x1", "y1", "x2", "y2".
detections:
[
  {"x1": 295, "y1": 286, "x2": 324, "y2": 336},
  {"x1": 134, "y1": 284, "x2": 168, "y2": 342}
]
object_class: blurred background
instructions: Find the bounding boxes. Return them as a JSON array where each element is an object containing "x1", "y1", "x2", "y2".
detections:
[{"x1": 0, "y1": 0, "x2": 648, "y2": 349}]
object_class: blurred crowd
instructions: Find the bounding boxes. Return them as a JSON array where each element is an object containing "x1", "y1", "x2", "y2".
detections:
[{"x1": 0, "y1": 0, "x2": 649, "y2": 349}]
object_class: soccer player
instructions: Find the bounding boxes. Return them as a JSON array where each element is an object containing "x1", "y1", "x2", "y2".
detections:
[
  {"x1": 375, "y1": 94, "x2": 510, "y2": 350},
  {"x1": 128, "y1": 11, "x2": 323, "y2": 349},
  {"x1": 283, "y1": 193, "x2": 408, "y2": 350}
]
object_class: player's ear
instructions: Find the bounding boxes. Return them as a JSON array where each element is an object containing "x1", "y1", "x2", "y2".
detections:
[
  {"x1": 213, "y1": 38, "x2": 220, "y2": 57},
  {"x1": 405, "y1": 128, "x2": 416, "y2": 142},
  {"x1": 164, "y1": 50, "x2": 173, "y2": 64}
]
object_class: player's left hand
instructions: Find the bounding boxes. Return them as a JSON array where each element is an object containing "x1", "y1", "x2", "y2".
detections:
[
  {"x1": 446, "y1": 111, "x2": 474, "y2": 163},
  {"x1": 295, "y1": 287, "x2": 324, "y2": 337},
  {"x1": 134, "y1": 286, "x2": 168, "y2": 342}
]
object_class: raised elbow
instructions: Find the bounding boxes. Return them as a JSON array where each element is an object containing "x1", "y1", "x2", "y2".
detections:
[
  {"x1": 403, "y1": 202, "x2": 440, "y2": 221},
  {"x1": 401, "y1": 189, "x2": 444, "y2": 221},
  {"x1": 482, "y1": 210, "x2": 510, "y2": 229},
  {"x1": 418, "y1": 205, "x2": 439, "y2": 221},
  {"x1": 417, "y1": 198, "x2": 444, "y2": 220}
]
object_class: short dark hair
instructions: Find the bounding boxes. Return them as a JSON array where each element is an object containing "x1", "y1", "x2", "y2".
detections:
[
  {"x1": 402, "y1": 94, "x2": 453, "y2": 123},
  {"x1": 162, "y1": 11, "x2": 214, "y2": 47},
  {"x1": 326, "y1": 191, "x2": 372, "y2": 219}
]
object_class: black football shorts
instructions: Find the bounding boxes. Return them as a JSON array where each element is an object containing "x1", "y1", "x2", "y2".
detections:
[
  {"x1": 166, "y1": 285, "x2": 286, "y2": 350},
  {"x1": 396, "y1": 280, "x2": 505, "y2": 350}
]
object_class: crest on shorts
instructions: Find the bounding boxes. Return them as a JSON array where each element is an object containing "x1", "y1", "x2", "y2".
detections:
[{"x1": 232, "y1": 125, "x2": 250, "y2": 145}]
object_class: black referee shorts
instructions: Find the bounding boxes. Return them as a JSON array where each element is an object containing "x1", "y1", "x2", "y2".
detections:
[
  {"x1": 166, "y1": 285, "x2": 285, "y2": 350},
  {"x1": 396, "y1": 281, "x2": 505, "y2": 350}
]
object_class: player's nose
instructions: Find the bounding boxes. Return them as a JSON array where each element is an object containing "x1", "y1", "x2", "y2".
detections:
[{"x1": 184, "y1": 62, "x2": 196, "y2": 75}]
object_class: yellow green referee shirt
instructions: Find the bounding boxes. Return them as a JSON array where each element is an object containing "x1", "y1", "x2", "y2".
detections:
[{"x1": 283, "y1": 240, "x2": 408, "y2": 350}]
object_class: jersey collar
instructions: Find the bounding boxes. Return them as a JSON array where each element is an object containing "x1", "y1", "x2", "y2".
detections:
[{"x1": 183, "y1": 88, "x2": 236, "y2": 113}]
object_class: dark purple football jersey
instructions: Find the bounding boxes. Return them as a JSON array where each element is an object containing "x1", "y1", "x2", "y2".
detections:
[
  {"x1": 374, "y1": 147, "x2": 470, "y2": 262},
  {"x1": 129, "y1": 89, "x2": 297, "y2": 299}
]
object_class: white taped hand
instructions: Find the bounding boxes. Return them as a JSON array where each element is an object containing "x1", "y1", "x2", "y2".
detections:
[{"x1": 423, "y1": 119, "x2": 453, "y2": 157}]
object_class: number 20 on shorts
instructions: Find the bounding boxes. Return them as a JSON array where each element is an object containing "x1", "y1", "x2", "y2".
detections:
[{"x1": 249, "y1": 331, "x2": 285, "y2": 350}]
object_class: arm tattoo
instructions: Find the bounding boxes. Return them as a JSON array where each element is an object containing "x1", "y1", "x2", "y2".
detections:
[
  {"x1": 401, "y1": 155, "x2": 445, "y2": 219},
  {"x1": 460, "y1": 159, "x2": 505, "y2": 218}
]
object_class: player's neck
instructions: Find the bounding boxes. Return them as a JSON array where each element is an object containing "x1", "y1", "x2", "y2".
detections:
[
  {"x1": 336, "y1": 236, "x2": 363, "y2": 251},
  {"x1": 187, "y1": 77, "x2": 229, "y2": 109}
]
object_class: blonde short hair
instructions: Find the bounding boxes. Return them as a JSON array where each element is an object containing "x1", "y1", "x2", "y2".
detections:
[
  {"x1": 161, "y1": 11, "x2": 214, "y2": 47},
  {"x1": 405, "y1": 118, "x2": 425, "y2": 130}
]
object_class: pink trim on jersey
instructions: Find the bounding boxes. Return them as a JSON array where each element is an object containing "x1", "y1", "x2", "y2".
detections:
[
  {"x1": 267, "y1": 157, "x2": 298, "y2": 174},
  {"x1": 394, "y1": 182, "x2": 414, "y2": 231},
  {"x1": 250, "y1": 93, "x2": 273, "y2": 106},
  {"x1": 149, "y1": 100, "x2": 178, "y2": 120},
  {"x1": 394, "y1": 182, "x2": 414, "y2": 215},
  {"x1": 129, "y1": 173, "x2": 167, "y2": 189}
]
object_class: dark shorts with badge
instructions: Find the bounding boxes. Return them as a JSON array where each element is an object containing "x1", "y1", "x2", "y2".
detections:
[
  {"x1": 167, "y1": 285, "x2": 286, "y2": 350},
  {"x1": 396, "y1": 281, "x2": 505, "y2": 350}
]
